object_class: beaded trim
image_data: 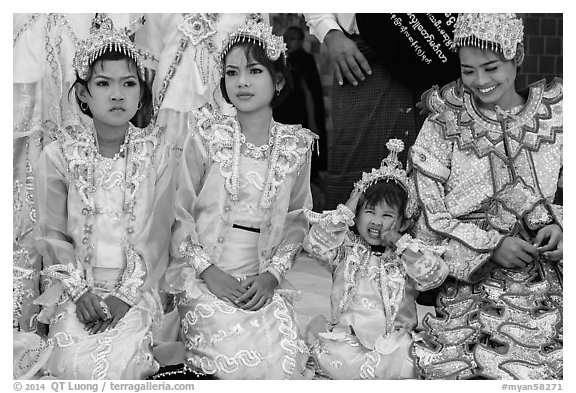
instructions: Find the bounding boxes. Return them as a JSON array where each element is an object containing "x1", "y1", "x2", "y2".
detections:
[
  {"x1": 304, "y1": 204, "x2": 355, "y2": 228},
  {"x1": 268, "y1": 243, "x2": 302, "y2": 282},
  {"x1": 148, "y1": 363, "x2": 210, "y2": 379},
  {"x1": 41, "y1": 264, "x2": 89, "y2": 303},
  {"x1": 452, "y1": 13, "x2": 524, "y2": 60},
  {"x1": 152, "y1": 35, "x2": 189, "y2": 124},
  {"x1": 111, "y1": 246, "x2": 146, "y2": 306},
  {"x1": 273, "y1": 294, "x2": 309, "y2": 379},
  {"x1": 359, "y1": 351, "x2": 381, "y2": 380},
  {"x1": 73, "y1": 14, "x2": 144, "y2": 81},
  {"x1": 13, "y1": 13, "x2": 41, "y2": 47},
  {"x1": 192, "y1": 105, "x2": 315, "y2": 210},
  {"x1": 421, "y1": 79, "x2": 562, "y2": 161},
  {"x1": 91, "y1": 329, "x2": 120, "y2": 379},
  {"x1": 13, "y1": 336, "x2": 53, "y2": 379},
  {"x1": 55, "y1": 124, "x2": 164, "y2": 294},
  {"x1": 218, "y1": 14, "x2": 286, "y2": 73},
  {"x1": 179, "y1": 236, "x2": 214, "y2": 278}
]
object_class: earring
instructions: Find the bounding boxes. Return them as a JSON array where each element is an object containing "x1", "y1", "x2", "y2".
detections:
[
  {"x1": 80, "y1": 102, "x2": 88, "y2": 111},
  {"x1": 137, "y1": 102, "x2": 142, "y2": 110},
  {"x1": 275, "y1": 88, "x2": 281, "y2": 96}
]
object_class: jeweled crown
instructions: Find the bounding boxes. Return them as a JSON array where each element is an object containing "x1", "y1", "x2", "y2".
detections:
[
  {"x1": 354, "y1": 139, "x2": 419, "y2": 219},
  {"x1": 73, "y1": 13, "x2": 145, "y2": 80},
  {"x1": 218, "y1": 14, "x2": 287, "y2": 73},
  {"x1": 452, "y1": 13, "x2": 524, "y2": 60}
]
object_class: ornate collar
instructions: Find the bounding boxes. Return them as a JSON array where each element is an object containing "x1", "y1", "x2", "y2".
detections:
[
  {"x1": 423, "y1": 78, "x2": 562, "y2": 159},
  {"x1": 193, "y1": 106, "x2": 314, "y2": 210}
]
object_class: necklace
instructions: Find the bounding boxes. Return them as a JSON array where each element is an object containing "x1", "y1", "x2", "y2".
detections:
[
  {"x1": 240, "y1": 127, "x2": 274, "y2": 160},
  {"x1": 73, "y1": 125, "x2": 137, "y2": 267},
  {"x1": 93, "y1": 126, "x2": 132, "y2": 162}
]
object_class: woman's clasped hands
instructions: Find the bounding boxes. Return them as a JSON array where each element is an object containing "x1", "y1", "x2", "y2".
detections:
[{"x1": 76, "y1": 291, "x2": 130, "y2": 334}]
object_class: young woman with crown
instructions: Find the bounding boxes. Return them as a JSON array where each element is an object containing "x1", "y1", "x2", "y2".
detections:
[
  {"x1": 162, "y1": 16, "x2": 316, "y2": 379},
  {"x1": 409, "y1": 13, "x2": 563, "y2": 380},
  {"x1": 302, "y1": 139, "x2": 449, "y2": 379},
  {"x1": 31, "y1": 14, "x2": 176, "y2": 379},
  {"x1": 133, "y1": 13, "x2": 269, "y2": 158}
]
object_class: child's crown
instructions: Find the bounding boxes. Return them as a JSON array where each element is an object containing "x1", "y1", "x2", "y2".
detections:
[
  {"x1": 218, "y1": 14, "x2": 287, "y2": 73},
  {"x1": 452, "y1": 13, "x2": 524, "y2": 60},
  {"x1": 354, "y1": 139, "x2": 419, "y2": 219},
  {"x1": 73, "y1": 13, "x2": 144, "y2": 80}
]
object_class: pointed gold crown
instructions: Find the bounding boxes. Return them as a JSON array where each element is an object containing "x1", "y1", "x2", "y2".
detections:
[
  {"x1": 452, "y1": 13, "x2": 524, "y2": 60},
  {"x1": 354, "y1": 139, "x2": 419, "y2": 219},
  {"x1": 73, "y1": 13, "x2": 145, "y2": 80},
  {"x1": 218, "y1": 13, "x2": 287, "y2": 73}
]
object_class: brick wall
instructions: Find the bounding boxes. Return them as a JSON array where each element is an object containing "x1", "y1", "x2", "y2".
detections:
[{"x1": 517, "y1": 13, "x2": 563, "y2": 89}]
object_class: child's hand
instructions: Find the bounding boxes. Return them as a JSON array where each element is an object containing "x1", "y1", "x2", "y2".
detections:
[
  {"x1": 381, "y1": 229, "x2": 402, "y2": 250},
  {"x1": 492, "y1": 237, "x2": 538, "y2": 269},
  {"x1": 236, "y1": 272, "x2": 279, "y2": 311},
  {"x1": 86, "y1": 295, "x2": 130, "y2": 335},
  {"x1": 344, "y1": 186, "x2": 363, "y2": 213},
  {"x1": 200, "y1": 264, "x2": 248, "y2": 304},
  {"x1": 76, "y1": 291, "x2": 109, "y2": 324},
  {"x1": 534, "y1": 224, "x2": 563, "y2": 261}
]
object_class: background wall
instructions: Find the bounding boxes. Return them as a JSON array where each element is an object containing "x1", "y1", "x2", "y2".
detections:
[{"x1": 517, "y1": 13, "x2": 563, "y2": 88}]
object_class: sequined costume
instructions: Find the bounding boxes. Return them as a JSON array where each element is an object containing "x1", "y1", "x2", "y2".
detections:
[
  {"x1": 164, "y1": 105, "x2": 316, "y2": 379},
  {"x1": 302, "y1": 204, "x2": 448, "y2": 379},
  {"x1": 13, "y1": 13, "x2": 144, "y2": 335},
  {"x1": 134, "y1": 13, "x2": 266, "y2": 153},
  {"x1": 32, "y1": 123, "x2": 176, "y2": 379},
  {"x1": 410, "y1": 79, "x2": 563, "y2": 380}
]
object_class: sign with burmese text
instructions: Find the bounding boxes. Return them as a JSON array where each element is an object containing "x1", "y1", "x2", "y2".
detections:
[{"x1": 357, "y1": 13, "x2": 460, "y2": 90}]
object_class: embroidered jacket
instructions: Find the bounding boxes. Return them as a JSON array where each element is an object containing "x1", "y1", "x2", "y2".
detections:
[
  {"x1": 411, "y1": 78, "x2": 563, "y2": 282},
  {"x1": 410, "y1": 79, "x2": 563, "y2": 380},
  {"x1": 33, "y1": 123, "x2": 176, "y2": 316},
  {"x1": 166, "y1": 106, "x2": 317, "y2": 291}
]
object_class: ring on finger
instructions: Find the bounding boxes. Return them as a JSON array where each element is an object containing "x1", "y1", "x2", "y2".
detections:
[{"x1": 100, "y1": 301, "x2": 111, "y2": 320}]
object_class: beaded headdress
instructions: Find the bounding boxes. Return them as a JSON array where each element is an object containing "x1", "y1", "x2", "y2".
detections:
[
  {"x1": 73, "y1": 14, "x2": 145, "y2": 80},
  {"x1": 218, "y1": 14, "x2": 287, "y2": 73},
  {"x1": 452, "y1": 13, "x2": 524, "y2": 60},
  {"x1": 354, "y1": 139, "x2": 419, "y2": 219}
]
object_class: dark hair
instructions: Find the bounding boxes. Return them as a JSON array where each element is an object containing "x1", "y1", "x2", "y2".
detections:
[
  {"x1": 69, "y1": 50, "x2": 152, "y2": 125},
  {"x1": 284, "y1": 26, "x2": 305, "y2": 41},
  {"x1": 220, "y1": 41, "x2": 291, "y2": 109},
  {"x1": 357, "y1": 179, "x2": 408, "y2": 218}
]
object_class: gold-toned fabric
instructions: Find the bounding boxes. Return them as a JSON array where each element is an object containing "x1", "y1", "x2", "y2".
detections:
[{"x1": 410, "y1": 79, "x2": 563, "y2": 380}]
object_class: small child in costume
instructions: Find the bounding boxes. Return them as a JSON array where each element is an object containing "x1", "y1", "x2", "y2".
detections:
[
  {"x1": 303, "y1": 139, "x2": 448, "y2": 379},
  {"x1": 32, "y1": 14, "x2": 175, "y2": 379}
]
